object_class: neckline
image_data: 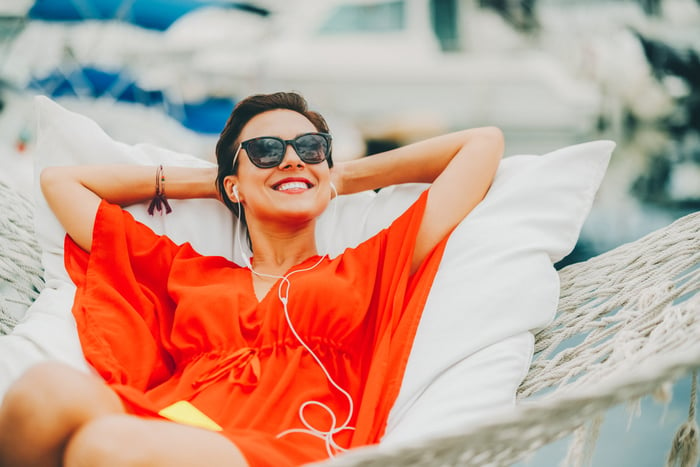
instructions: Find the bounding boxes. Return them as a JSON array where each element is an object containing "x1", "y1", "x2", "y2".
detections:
[{"x1": 247, "y1": 254, "x2": 324, "y2": 304}]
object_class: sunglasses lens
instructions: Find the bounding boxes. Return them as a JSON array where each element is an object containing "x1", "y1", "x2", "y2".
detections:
[
  {"x1": 247, "y1": 138, "x2": 285, "y2": 168},
  {"x1": 295, "y1": 134, "x2": 328, "y2": 164},
  {"x1": 242, "y1": 134, "x2": 329, "y2": 168}
]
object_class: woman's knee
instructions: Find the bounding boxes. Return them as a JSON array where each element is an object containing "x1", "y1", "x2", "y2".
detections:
[
  {"x1": 65, "y1": 415, "x2": 249, "y2": 467},
  {"x1": 65, "y1": 415, "x2": 148, "y2": 466},
  {"x1": 1, "y1": 362, "x2": 65, "y2": 424},
  {"x1": 1, "y1": 361, "x2": 121, "y2": 431}
]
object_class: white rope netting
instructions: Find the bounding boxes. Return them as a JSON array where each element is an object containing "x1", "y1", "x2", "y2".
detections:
[
  {"x1": 0, "y1": 181, "x2": 43, "y2": 335},
  {"x1": 319, "y1": 211, "x2": 700, "y2": 467},
  {"x1": 0, "y1": 180, "x2": 698, "y2": 466}
]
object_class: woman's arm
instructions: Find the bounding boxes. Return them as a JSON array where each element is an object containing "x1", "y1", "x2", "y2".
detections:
[
  {"x1": 333, "y1": 127, "x2": 504, "y2": 272},
  {"x1": 40, "y1": 165, "x2": 218, "y2": 253}
]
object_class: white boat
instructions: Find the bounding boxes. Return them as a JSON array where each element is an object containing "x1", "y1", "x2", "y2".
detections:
[
  {"x1": 185, "y1": 0, "x2": 604, "y2": 143},
  {"x1": 2, "y1": 0, "x2": 607, "y2": 148}
]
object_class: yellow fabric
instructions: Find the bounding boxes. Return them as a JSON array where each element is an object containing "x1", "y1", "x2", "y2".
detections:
[{"x1": 158, "y1": 401, "x2": 223, "y2": 431}]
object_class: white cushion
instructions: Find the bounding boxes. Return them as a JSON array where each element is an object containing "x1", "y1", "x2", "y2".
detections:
[
  {"x1": 1, "y1": 96, "x2": 613, "y2": 443},
  {"x1": 0, "y1": 282, "x2": 89, "y2": 398},
  {"x1": 384, "y1": 140, "x2": 613, "y2": 441}
]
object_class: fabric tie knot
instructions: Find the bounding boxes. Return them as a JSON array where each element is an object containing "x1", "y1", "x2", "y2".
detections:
[{"x1": 192, "y1": 348, "x2": 261, "y2": 393}]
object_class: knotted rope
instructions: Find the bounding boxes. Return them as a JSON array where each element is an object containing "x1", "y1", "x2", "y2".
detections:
[
  {"x1": 1, "y1": 181, "x2": 698, "y2": 467},
  {"x1": 666, "y1": 371, "x2": 699, "y2": 467},
  {"x1": 321, "y1": 212, "x2": 700, "y2": 466},
  {"x1": 0, "y1": 181, "x2": 44, "y2": 334}
]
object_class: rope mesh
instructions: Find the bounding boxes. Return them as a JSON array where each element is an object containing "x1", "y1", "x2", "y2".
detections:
[
  {"x1": 0, "y1": 182, "x2": 698, "y2": 466},
  {"x1": 0, "y1": 181, "x2": 44, "y2": 334},
  {"x1": 321, "y1": 212, "x2": 700, "y2": 466}
]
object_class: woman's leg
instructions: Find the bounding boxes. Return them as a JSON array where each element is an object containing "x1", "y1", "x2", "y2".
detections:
[
  {"x1": 64, "y1": 414, "x2": 249, "y2": 467},
  {"x1": 0, "y1": 361, "x2": 124, "y2": 467}
]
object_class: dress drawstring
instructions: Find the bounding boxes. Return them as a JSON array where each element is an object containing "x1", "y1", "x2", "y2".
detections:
[{"x1": 191, "y1": 348, "x2": 261, "y2": 393}]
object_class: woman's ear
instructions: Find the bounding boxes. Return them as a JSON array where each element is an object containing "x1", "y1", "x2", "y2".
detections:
[{"x1": 223, "y1": 175, "x2": 241, "y2": 203}]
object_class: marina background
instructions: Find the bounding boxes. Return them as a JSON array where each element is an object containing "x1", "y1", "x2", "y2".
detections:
[{"x1": 1, "y1": 0, "x2": 699, "y2": 465}]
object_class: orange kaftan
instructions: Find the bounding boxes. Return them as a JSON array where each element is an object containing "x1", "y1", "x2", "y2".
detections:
[{"x1": 64, "y1": 190, "x2": 447, "y2": 466}]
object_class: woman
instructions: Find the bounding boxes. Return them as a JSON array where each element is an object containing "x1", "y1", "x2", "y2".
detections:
[{"x1": 0, "y1": 92, "x2": 503, "y2": 466}]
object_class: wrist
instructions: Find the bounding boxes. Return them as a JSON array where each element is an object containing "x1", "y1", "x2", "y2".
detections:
[
  {"x1": 203, "y1": 167, "x2": 220, "y2": 199},
  {"x1": 341, "y1": 153, "x2": 403, "y2": 194},
  {"x1": 158, "y1": 166, "x2": 219, "y2": 200},
  {"x1": 330, "y1": 162, "x2": 346, "y2": 196}
]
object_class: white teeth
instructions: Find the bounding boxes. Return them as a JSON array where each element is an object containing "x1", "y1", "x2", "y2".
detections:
[{"x1": 276, "y1": 181, "x2": 308, "y2": 191}]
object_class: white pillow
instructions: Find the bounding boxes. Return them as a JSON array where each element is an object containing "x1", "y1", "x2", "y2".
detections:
[
  {"x1": 0, "y1": 282, "x2": 88, "y2": 396},
  {"x1": 384, "y1": 140, "x2": 612, "y2": 442},
  {"x1": 1, "y1": 96, "x2": 613, "y2": 443}
]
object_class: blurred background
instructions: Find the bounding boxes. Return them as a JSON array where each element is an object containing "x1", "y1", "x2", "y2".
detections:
[{"x1": 0, "y1": 0, "x2": 698, "y2": 464}]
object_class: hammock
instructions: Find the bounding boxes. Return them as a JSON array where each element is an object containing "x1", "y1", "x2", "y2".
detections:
[
  {"x1": 1, "y1": 180, "x2": 698, "y2": 466},
  {"x1": 0, "y1": 181, "x2": 43, "y2": 335},
  {"x1": 323, "y1": 210, "x2": 700, "y2": 467}
]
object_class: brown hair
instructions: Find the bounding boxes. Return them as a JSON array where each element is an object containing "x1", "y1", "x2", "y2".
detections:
[{"x1": 215, "y1": 91, "x2": 332, "y2": 218}]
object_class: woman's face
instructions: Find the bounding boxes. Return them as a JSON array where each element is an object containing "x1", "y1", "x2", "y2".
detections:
[{"x1": 225, "y1": 109, "x2": 332, "y2": 227}]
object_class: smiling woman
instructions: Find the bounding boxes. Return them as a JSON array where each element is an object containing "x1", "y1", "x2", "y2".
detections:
[
  {"x1": 0, "y1": 91, "x2": 503, "y2": 467},
  {"x1": 220, "y1": 106, "x2": 336, "y2": 251},
  {"x1": 215, "y1": 93, "x2": 334, "y2": 238}
]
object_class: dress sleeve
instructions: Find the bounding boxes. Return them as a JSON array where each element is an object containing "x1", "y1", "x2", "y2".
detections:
[
  {"x1": 64, "y1": 200, "x2": 181, "y2": 391},
  {"x1": 350, "y1": 189, "x2": 451, "y2": 442}
]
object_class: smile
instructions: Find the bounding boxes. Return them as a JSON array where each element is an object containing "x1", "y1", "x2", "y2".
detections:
[{"x1": 274, "y1": 181, "x2": 312, "y2": 192}]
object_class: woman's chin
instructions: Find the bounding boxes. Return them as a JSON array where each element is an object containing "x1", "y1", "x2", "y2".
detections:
[
  {"x1": 277, "y1": 193, "x2": 329, "y2": 215},
  {"x1": 263, "y1": 204, "x2": 327, "y2": 227}
]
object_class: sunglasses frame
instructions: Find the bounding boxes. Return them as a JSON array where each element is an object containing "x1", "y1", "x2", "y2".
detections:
[{"x1": 232, "y1": 132, "x2": 332, "y2": 169}]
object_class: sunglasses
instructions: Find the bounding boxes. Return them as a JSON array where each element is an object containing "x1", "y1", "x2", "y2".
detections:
[{"x1": 233, "y1": 132, "x2": 332, "y2": 169}]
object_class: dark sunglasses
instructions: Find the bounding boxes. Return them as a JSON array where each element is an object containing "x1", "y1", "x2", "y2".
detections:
[{"x1": 233, "y1": 132, "x2": 332, "y2": 169}]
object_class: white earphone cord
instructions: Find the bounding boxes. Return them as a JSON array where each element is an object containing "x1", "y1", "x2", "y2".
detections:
[{"x1": 234, "y1": 191, "x2": 353, "y2": 457}]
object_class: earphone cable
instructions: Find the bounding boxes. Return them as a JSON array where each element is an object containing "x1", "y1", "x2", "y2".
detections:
[{"x1": 234, "y1": 192, "x2": 354, "y2": 457}]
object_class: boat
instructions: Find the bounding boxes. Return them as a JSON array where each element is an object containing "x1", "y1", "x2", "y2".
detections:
[{"x1": 183, "y1": 0, "x2": 604, "y2": 144}]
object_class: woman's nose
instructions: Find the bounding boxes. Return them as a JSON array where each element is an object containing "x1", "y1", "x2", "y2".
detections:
[{"x1": 279, "y1": 143, "x2": 304, "y2": 168}]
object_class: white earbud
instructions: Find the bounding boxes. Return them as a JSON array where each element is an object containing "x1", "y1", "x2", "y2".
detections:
[
  {"x1": 233, "y1": 185, "x2": 240, "y2": 202},
  {"x1": 330, "y1": 182, "x2": 338, "y2": 199}
]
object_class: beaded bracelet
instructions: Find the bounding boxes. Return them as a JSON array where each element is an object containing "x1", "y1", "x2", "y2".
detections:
[{"x1": 147, "y1": 164, "x2": 172, "y2": 215}]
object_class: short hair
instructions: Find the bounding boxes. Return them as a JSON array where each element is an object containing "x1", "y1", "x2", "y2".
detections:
[{"x1": 215, "y1": 91, "x2": 332, "y2": 218}]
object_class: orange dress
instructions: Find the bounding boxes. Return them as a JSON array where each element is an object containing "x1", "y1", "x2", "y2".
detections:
[{"x1": 64, "y1": 190, "x2": 447, "y2": 466}]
